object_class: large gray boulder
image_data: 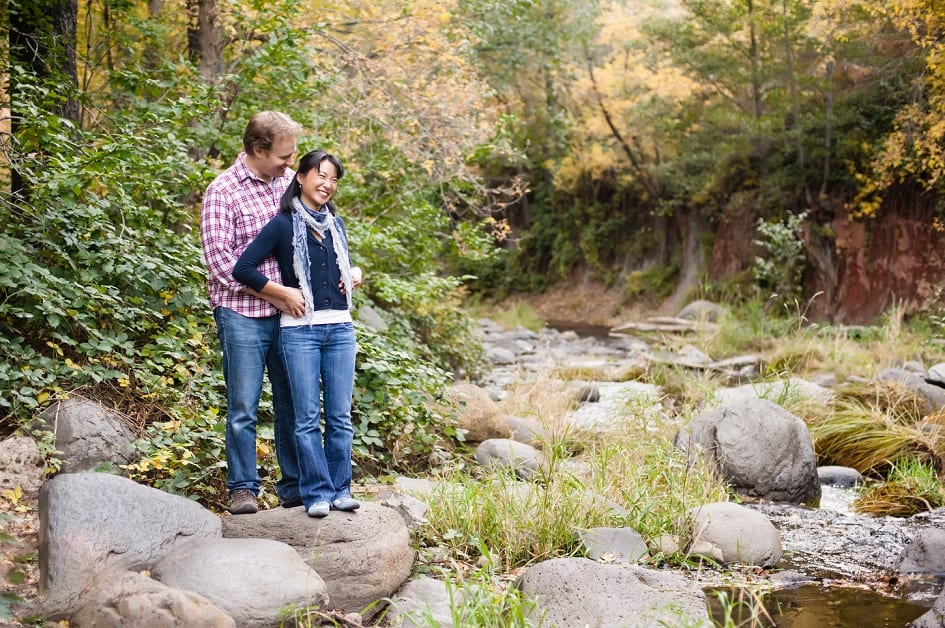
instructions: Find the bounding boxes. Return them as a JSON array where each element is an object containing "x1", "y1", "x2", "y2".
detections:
[
  {"x1": 39, "y1": 396, "x2": 137, "y2": 473},
  {"x1": 675, "y1": 398, "x2": 821, "y2": 505},
  {"x1": 222, "y1": 502, "x2": 413, "y2": 615},
  {"x1": 153, "y1": 537, "x2": 328, "y2": 627},
  {"x1": 39, "y1": 472, "x2": 222, "y2": 619},
  {"x1": 70, "y1": 570, "x2": 234, "y2": 628},
  {"x1": 515, "y1": 557, "x2": 710, "y2": 627}
]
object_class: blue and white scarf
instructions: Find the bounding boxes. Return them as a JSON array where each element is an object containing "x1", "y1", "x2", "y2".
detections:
[{"x1": 291, "y1": 196, "x2": 353, "y2": 315}]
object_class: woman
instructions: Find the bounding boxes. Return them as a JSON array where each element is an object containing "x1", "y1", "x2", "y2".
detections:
[{"x1": 233, "y1": 149, "x2": 362, "y2": 518}]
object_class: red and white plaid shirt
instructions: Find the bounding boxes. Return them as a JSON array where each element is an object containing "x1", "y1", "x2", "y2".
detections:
[{"x1": 200, "y1": 153, "x2": 294, "y2": 318}]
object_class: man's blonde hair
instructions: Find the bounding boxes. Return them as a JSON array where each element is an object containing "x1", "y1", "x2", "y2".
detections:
[{"x1": 242, "y1": 111, "x2": 303, "y2": 154}]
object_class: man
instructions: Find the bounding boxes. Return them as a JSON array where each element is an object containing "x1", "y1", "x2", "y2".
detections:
[{"x1": 200, "y1": 111, "x2": 305, "y2": 514}]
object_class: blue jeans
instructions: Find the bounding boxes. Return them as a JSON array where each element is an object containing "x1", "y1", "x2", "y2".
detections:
[
  {"x1": 213, "y1": 307, "x2": 300, "y2": 502},
  {"x1": 279, "y1": 322, "x2": 356, "y2": 507}
]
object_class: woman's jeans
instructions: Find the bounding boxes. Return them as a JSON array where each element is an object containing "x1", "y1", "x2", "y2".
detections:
[
  {"x1": 279, "y1": 322, "x2": 356, "y2": 506},
  {"x1": 213, "y1": 307, "x2": 300, "y2": 502}
]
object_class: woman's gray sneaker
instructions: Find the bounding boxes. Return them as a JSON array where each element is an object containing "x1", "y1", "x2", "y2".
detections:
[
  {"x1": 332, "y1": 496, "x2": 360, "y2": 511},
  {"x1": 307, "y1": 501, "x2": 330, "y2": 518}
]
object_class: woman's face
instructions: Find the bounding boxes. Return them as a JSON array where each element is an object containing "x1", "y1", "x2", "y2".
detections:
[{"x1": 298, "y1": 159, "x2": 339, "y2": 208}]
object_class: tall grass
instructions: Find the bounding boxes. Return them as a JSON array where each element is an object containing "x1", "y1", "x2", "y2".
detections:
[{"x1": 417, "y1": 371, "x2": 729, "y2": 573}]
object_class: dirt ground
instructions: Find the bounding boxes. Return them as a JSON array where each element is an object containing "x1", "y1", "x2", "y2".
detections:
[
  {"x1": 1, "y1": 490, "x2": 41, "y2": 625},
  {"x1": 493, "y1": 279, "x2": 666, "y2": 328}
]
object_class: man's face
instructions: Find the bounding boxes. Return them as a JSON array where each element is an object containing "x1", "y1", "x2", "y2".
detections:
[{"x1": 254, "y1": 135, "x2": 297, "y2": 180}]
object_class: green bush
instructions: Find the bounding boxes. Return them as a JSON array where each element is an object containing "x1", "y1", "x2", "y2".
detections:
[{"x1": 4, "y1": 18, "x2": 493, "y2": 506}]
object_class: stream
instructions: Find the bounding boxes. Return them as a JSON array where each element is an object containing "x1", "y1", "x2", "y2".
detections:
[{"x1": 480, "y1": 320, "x2": 942, "y2": 627}]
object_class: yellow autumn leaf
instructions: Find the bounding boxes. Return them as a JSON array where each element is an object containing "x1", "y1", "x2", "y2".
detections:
[{"x1": 2, "y1": 485, "x2": 23, "y2": 505}]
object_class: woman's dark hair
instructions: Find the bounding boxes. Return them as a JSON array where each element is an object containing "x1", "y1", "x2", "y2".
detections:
[{"x1": 280, "y1": 150, "x2": 345, "y2": 214}]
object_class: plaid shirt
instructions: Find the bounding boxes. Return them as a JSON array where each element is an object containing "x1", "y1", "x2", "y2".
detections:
[{"x1": 200, "y1": 153, "x2": 294, "y2": 318}]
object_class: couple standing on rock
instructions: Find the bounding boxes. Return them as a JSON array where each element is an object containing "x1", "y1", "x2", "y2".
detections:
[{"x1": 200, "y1": 111, "x2": 362, "y2": 519}]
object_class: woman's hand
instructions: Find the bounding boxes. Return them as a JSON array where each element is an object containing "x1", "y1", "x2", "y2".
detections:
[{"x1": 341, "y1": 266, "x2": 363, "y2": 292}]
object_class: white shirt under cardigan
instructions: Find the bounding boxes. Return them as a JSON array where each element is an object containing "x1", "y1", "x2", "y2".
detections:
[{"x1": 280, "y1": 309, "x2": 352, "y2": 327}]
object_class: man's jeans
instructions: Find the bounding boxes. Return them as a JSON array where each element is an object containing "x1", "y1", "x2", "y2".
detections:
[
  {"x1": 213, "y1": 307, "x2": 300, "y2": 501},
  {"x1": 279, "y1": 322, "x2": 356, "y2": 506}
]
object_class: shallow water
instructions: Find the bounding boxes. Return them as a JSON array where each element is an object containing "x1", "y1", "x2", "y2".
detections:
[{"x1": 706, "y1": 584, "x2": 930, "y2": 627}]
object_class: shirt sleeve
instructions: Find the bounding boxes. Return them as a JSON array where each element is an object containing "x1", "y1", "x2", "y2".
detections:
[
  {"x1": 233, "y1": 217, "x2": 282, "y2": 293},
  {"x1": 200, "y1": 184, "x2": 243, "y2": 293}
]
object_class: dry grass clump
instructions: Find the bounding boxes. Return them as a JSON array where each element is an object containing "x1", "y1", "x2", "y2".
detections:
[
  {"x1": 807, "y1": 384, "x2": 944, "y2": 478},
  {"x1": 855, "y1": 457, "x2": 945, "y2": 517}
]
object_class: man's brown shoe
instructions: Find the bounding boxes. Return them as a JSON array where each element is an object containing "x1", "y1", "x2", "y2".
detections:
[{"x1": 228, "y1": 489, "x2": 257, "y2": 514}]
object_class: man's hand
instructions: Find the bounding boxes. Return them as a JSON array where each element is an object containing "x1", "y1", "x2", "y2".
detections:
[
  {"x1": 270, "y1": 286, "x2": 305, "y2": 317},
  {"x1": 246, "y1": 284, "x2": 305, "y2": 317}
]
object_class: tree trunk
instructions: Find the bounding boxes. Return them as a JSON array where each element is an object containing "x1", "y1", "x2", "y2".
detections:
[
  {"x1": 747, "y1": 0, "x2": 762, "y2": 120},
  {"x1": 144, "y1": 0, "x2": 166, "y2": 70},
  {"x1": 782, "y1": 0, "x2": 810, "y2": 205},
  {"x1": 9, "y1": 0, "x2": 79, "y2": 198},
  {"x1": 187, "y1": 0, "x2": 221, "y2": 84}
]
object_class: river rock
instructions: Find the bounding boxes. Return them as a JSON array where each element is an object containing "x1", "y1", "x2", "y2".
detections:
[
  {"x1": 674, "y1": 398, "x2": 821, "y2": 504},
  {"x1": 705, "y1": 377, "x2": 834, "y2": 408},
  {"x1": 516, "y1": 557, "x2": 709, "y2": 627},
  {"x1": 152, "y1": 537, "x2": 328, "y2": 627},
  {"x1": 222, "y1": 502, "x2": 413, "y2": 615},
  {"x1": 39, "y1": 396, "x2": 136, "y2": 473},
  {"x1": 682, "y1": 501, "x2": 782, "y2": 567},
  {"x1": 387, "y1": 576, "x2": 458, "y2": 627},
  {"x1": 0, "y1": 436, "x2": 45, "y2": 495},
  {"x1": 927, "y1": 362, "x2": 945, "y2": 387},
  {"x1": 474, "y1": 438, "x2": 547, "y2": 480},
  {"x1": 911, "y1": 586, "x2": 945, "y2": 627},
  {"x1": 818, "y1": 465, "x2": 864, "y2": 487},
  {"x1": 877, "y1": 368, "x2": 945, "y2": 415},
  {"x1": 898, "y1": 528, "x2": 945, "y2": 575},
  {"x1": 70, "y1": 570, "x2": 234, "y2": 628},
  {"x1": 39, "y1": 472, "x2": 222, "y2": 619}
]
